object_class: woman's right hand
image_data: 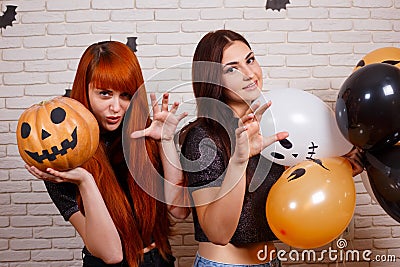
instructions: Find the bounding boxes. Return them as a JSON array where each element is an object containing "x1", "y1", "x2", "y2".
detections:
[
  {"x1": 130, "y1": 92, "x2": 187, "y2": 142},
  {"x1": 25, "y1": 165, "x2": 93, "y2": 186},
  {"x1": 232, "y1": 101, "x2": 289, "y2": 164}
]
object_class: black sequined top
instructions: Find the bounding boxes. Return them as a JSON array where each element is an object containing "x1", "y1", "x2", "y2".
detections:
[
  {"x1": 43, "y1": 127, "x2": 125, "y2": 221},
  {"x1": 181, "y1": 122, "x2": 285, "y2": 245},
  {"x1": 44, "y1": 180, "x2": 79, "y2": 221}
]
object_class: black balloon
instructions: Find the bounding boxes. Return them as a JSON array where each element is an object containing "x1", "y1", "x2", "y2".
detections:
[
  {"x1": 336, "y1": 63, "x2": 400, "y2": 151},
  {"x1": 365, "y1": 145, "x2": 400, "y2": 223}
]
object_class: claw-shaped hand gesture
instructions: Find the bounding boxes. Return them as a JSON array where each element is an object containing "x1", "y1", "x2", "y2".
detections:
[
  {"x1": 130, "y1": 93, "x2": 188, "y2": 141},
  {"x1": 232, "y1": 101, "x2": 289, "y2": 164}
]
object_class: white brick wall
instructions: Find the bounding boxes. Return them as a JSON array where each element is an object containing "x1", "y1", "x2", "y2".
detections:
[{"x1": 1, "y1": 0, "x2": 399, "y2": 266}]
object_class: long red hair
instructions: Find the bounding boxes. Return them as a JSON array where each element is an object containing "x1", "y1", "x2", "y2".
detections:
[{"x1": 71, "y1": 41, "x2": 171, "y2": 266}]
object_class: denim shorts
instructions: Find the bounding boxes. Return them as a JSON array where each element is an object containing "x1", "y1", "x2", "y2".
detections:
[{"x1": 193, "y1": 252, "x2": 281, "y2": 267}]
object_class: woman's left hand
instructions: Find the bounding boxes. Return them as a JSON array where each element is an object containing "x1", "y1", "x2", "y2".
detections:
[
  {"x1": 232, "y1": 101, "x2": 289, "y2": 163},
  {"x1": 342, "y1": 146, "x2": 364, "y2": 177},
  {"x1": 130, "y1": 93, "x2": 188, "y2": 141}
]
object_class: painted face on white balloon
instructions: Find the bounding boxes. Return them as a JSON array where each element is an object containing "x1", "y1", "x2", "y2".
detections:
[
  {"x1": 257, "y1": 88, "x2": 353, "y2": 167},
  {"x1": 267, "y1": 138, "x2": 320, "y2": 164}
]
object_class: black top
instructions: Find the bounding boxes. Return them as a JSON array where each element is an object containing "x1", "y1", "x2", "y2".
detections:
[
  {"x1": 181, "y1": 123, "x2": 284, "y2": 245},
  {"x1": 44, "y1": 180, "x2": 78, "y2": 221},
  {"x1": 44, "y1": 127, "x2": 123, "y2": 221}
]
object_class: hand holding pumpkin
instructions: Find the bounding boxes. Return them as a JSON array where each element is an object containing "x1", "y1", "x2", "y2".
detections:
[
  {"x1": 130, "y1": 93, "x2": 187, "y2": 141},
  {"x1": 25, "y1": 165, "x2": 93, "y2": 186}
]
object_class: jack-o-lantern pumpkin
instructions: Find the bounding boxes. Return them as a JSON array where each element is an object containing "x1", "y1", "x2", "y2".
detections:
[
  {"x1": 266, "y1": 157, "x2": 355, "y2": 249},
  {"x1": 17, "y1": 96, "x2": 99, "y2": 171},
  {"x1": 354, "y1": 47, "x2": 400, "y2": 72}
]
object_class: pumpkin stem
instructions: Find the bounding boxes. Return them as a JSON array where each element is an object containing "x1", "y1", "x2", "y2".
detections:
[{"x1": 39, "y1": 100, "x2": 51, "y2": 105}]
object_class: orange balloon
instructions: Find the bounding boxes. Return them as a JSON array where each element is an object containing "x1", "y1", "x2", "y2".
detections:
[
  {"x1": 353, "y1": 47, "x2": 400, "y2": 72},
  {"x1": 266, "y1": 157, "x2": 355, "y2": 249}
]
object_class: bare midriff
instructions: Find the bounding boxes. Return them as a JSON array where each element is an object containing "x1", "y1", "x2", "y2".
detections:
[{"x1": 198, "y1": 241, "x2": 276, "y2": 264}]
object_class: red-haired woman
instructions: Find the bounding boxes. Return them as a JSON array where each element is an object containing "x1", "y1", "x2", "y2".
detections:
[{"x1": 26, "y1": 41, "x2": 189, "y2": 267}]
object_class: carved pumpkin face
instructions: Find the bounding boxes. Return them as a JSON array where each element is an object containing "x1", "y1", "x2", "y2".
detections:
[
  {"x1": 354, "y1": 47, "x2": 400, "y2": 72},
  {"x1": 17, "y1": 97, "x2": 99, "y2": 171},
  {"x1": 266, "y1": 157, "x2": 356, "y2": 249}
]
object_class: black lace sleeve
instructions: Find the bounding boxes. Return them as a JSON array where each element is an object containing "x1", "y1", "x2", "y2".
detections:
[
  {"x1": 44, "y1": 181, "x2": 79, "y2": 221},
  {"x1": 181, "y1": 126, "x2": 227, "y2": 192}
]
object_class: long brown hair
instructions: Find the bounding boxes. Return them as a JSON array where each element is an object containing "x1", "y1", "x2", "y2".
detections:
[
  {"x1": 71, "y1": 41, "x2": 171, "y2": 266},
  {"x1": 180, "y1": 30, "x2": 252, "y2": 161}
]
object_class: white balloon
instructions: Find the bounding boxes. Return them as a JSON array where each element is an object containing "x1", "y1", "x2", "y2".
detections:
[{"x1": 257, "y1": 88, "x2": 353, "y2": 166}]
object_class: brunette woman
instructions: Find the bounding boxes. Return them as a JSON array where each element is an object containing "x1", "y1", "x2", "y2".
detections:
[{"x1": 180, "y1": 30, "x2": 363, "y2": 267}]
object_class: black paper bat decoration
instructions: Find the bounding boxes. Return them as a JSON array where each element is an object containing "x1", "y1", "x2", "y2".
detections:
[
  {"x1": 126, "y1": 37, "x2": 138, "y2": 52},
  {"x1": 266, "y1": 0, "x2": 290, "y2": 11},
  {"x1": 63, "y1": 89, "x2": 72, "y2": 97},
  {"x1": 0, "y1": 5, "x2": 17, "y2": 29}
]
